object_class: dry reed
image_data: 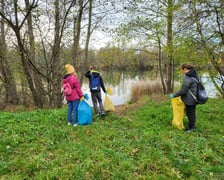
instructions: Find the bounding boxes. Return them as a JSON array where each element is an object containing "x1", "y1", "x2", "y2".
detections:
[{"x1": 130, "y1": 79, "x2": 163, "y2": 102}]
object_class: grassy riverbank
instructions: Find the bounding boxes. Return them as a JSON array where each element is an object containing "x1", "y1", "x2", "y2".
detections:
[{"x1": 0, "y1": 97, "x2": 223, "y2": 179}]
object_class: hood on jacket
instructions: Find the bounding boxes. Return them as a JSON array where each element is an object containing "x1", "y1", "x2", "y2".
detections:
[
  {"x1": 186, "y1": 69, "x2": 199, "y2": 80},
  {"x1": 63, "y1": 74, "x2": 76, "y2": 85},
  {"x1": 63, "y1": 74, "x2": 70, "y2": 79}
]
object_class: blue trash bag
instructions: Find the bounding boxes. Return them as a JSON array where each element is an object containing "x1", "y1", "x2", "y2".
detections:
[
  {"x1": 78, "y1": 100, "x2": 92, "y2": 125},
  {"x1": 84, "y1": 93, "x2": 89, "y2": 100}
]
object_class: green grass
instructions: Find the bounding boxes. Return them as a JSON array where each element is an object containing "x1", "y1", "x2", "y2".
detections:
[{"x1": 0, "y1": 98, "x2": 223, "y2": 179}]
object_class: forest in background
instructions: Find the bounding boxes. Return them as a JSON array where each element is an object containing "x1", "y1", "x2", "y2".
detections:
[{"x1": 0, "y1": 0, "x2": 223, "y2": 110}]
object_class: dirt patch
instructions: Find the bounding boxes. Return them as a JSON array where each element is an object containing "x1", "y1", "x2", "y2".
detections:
[
  {"x1": 113, "y1": 94, "x2": 165, "y2": 117},
  {"x1": 113, "y1": 99, "x2": 148, "y2": 117}
]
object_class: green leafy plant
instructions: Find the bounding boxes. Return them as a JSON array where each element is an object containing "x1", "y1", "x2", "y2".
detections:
[{"x1": 0, "y1": 98, "x2": 223, "y2": 179}]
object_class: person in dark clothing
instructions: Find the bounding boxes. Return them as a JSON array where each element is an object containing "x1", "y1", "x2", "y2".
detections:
[
  {"x1": 170, "y1": 63, "x2": 199, "y2": 132},
  {"x1": 85, "y1": 65, "x2": 107, "y2": 116}
]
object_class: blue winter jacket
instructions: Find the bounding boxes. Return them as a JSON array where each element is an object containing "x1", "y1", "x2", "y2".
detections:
[{"x1": 84, "y1": 70, "x2": 106, "y2": 93}]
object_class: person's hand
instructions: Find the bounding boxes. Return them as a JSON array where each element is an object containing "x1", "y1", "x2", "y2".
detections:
[
  {"x1": 80, "y1": 96, "x2": 84, "y2": 100},
  {"x1": 169, "y1": 94, "x2": 174, "y2": 98}
]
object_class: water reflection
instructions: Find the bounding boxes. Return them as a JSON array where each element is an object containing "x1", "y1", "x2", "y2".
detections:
[
  {"x1": 82, "y1": 71, "x2": 150, "y2": 106},
  {"x1": 201, "y1": 73, "x2": 221, "y2": 98},
  {"x1": 81, "y1": 71, "x2": 220, "y2": 106}
]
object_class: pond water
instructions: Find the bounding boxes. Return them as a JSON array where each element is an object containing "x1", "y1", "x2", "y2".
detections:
[{"x1": 81, "y1": 71, "x2": 220, "y2": 106}]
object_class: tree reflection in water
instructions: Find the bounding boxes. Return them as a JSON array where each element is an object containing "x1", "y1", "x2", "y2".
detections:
[{"x1": 81, "y1": 71, "x2": 219, "y2": 106}]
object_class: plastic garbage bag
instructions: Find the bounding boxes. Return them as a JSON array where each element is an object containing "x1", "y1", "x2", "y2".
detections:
[
  {"x1": 84, "y1": 93, "x2": 89, "y2": 100},
  {"x1": 104, "y1": 95, "x2": 115, "y2": 112},
  {"x1": 78, "y1": 100, "x2": 92, "y2": 125},
  {"x1": 106, "y1": 87, "x2": 113, "y2": 96},
  {"x1": 171, "y1": 97, "x2": 185, "y2": 130}
]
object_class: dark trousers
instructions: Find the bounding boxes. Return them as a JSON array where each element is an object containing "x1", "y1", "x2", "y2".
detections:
[
  {"x1": 91, "y1": 91, "x2": 105, "y2": 115},
  {"x1": 185, "y1": 105, "x2": 196, "y2": 129}
]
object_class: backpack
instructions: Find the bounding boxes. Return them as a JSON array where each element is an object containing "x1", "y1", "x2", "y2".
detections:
[
  {"x1": 189, "y1": 77, "x2": 208, "y2": 104},
  {"x1": 90, "y1": 74, "x2": 100, "y2": 92},
  {"x1": 63, "y1": 82, "x2": 72, "y2": 96}
]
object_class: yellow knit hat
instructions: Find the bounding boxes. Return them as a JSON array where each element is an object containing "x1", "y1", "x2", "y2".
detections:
[{"x1": 65, "y1": 64, "x2": 75, "y2": 74}]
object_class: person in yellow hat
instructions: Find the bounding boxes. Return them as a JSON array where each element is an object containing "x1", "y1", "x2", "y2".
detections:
[
  {"x1": 85, "y1": 65, "x2": 107, "y2": 117},
  {"x1": 63, "y1": 64, "x2": 83, "y2": 127}
]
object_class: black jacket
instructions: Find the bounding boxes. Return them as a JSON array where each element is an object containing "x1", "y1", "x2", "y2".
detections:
[
  {"x1": 85, "y1": 70, "x2": 106, "y2": 93},
  {"x1": 174, "y1": 69, "x2": 199, "y2": 105}
]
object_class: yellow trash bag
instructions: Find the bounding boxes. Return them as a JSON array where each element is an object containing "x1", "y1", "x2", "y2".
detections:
[
  {"x1": 171, "y1": 97, "x2": 185, "y2": 130},
  {"x1": 106, "y1": 87, "x2": 113, "y2": 96},
  {"x1": 104, "y1": 95, "x2": 115, "y2": 112}
]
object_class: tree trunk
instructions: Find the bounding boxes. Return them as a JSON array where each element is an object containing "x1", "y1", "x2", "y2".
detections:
[
  {"x1": 0, "y1": 0, "x2": 19, "y2": 108},
  {"x1": 48, "y1": 0, "x2": 76, "y2": 108},
  {"x1": 166, "y1": 0, "x2": 174, "y2": 93},
  {"x1": 192, "y1": 1, "x2": 224, "y2": 98},
  {"x1": 48, "y1": 0, "x2": 62, "y2": 108},
  {"x1": 80, "y1": 0, "x2": 93, "y2": 85},
  {"x1": 13, "y1": 1, "x2": 42, "y2": 107},
  {"x1": 157, "y1": 35, "x2": 166, "y2": 95},
  {"x1": 25, "y1": 0, "x2": 45, "y2": 107},
  {"x1": 72, "y1": 0, "x2": 84, "y2": 67}
]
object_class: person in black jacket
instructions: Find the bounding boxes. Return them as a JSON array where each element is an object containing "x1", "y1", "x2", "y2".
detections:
[
  {"x1": 170, "y1": 63, "x2": 199, "y2": 132},
  {"x1": 85, "y1": 65, "x2": 107, "y2": 116}
]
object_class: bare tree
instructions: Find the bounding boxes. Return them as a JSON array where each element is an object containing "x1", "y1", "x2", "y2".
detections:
[
  {"x1": 0, "y1": 0, "x2": 77, "y2": 108},
  {"x1": 49, "y1": 0, "x2": 76, "y2": 107},
  {"x1": 25, "y1": 0, "x2": 46, "y2": 107},
  {"x1": 72, "y1": 0, "x2": 88, "y2": 67},
  {"x1": 0, "y1": 0, "x2": 39, "y2": 106},
  {"x1": 166, "y1": 0, "x2": 175, "y2": 93},
  {"x1": 180, "y1": 0, "x2": 224, "y2": 97},
  {"x1": 79, "y1": 0, "x2": 93, "y2": 85},
  {"x1": 84, "y1": 0, "x2": 93, "y2": 65},
  {"x1": 113, "y1": 0, "x2": 177, "y2": 94},
  {"x1": 0, "y1": 0, "x2": 19, "y2": 109}
]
